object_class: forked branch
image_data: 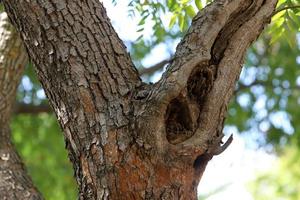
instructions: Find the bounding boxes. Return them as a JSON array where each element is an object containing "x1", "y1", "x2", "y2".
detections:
[{"x1": 139, "y1": 0, "x2": 278, "y2": 159}]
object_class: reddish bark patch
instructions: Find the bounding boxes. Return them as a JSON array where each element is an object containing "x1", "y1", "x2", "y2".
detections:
[
  {"x1": 117, "y1": 151, "x2": 148, "y2": 199},
  {"x1": 103, "y1": 130, "x2": 119, "y2": 165},
  {"x1": 79, "y1": 88, "x2": 95, "y2": 114},
  {"x1": 80, "y1": 154, "x2": 93, "y2": 184}
]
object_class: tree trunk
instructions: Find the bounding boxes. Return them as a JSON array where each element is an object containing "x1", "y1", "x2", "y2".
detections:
[
  {"x1": 3, "y1": 0, "x2": 277, "y2": 199},
  {"x1": 0, "y1": 12, "x2": 43, "y2": 199}
]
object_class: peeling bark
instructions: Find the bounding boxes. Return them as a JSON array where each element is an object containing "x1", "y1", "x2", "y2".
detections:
[
  {"x1": 0, "y1": 12, "x2": 43, "y2": 200},
  {"x1": 3, "y1": 0, "x2": 277, "y2": 199}
]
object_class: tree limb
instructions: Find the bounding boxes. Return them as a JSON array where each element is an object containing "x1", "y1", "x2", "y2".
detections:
[
  {"x1": 138, "y1": 58, "x2": 171, "y2": 76},
  {"x1": 0, "y1": 12, "x2": 43, "y2": 199},
  {"x1": 14, "y1": 103, "x2": 52, "y2": 114},
  {"x1": 176, "y1": 0, "x2": 277, "y2": 153},
  {"x1": 273, "y1": 5, "x2": 300, "y2": 16},
  {"x1": 138, "y1": 0, "x2": 278, "y2": 157}
]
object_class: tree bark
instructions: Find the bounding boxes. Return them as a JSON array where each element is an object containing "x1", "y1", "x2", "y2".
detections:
[
  {"x1": 3, "y1": 0, "x2": 277, "y2": 199},
  {"x1": 0, "y1": 12, "x2": 43, "y2": 200}
]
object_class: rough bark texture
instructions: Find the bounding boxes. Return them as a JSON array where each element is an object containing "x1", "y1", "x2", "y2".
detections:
[
  {"x1": 0, "y1": 12, "x2": 43, "y2": 200},
  {"x1": 3, "y1": 0, "x2": 277, "y2": 199}
]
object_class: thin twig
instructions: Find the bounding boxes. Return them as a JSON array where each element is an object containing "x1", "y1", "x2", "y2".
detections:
[
  {"x1": 14, "y1": 103, "x2": 52, "y2": 114},
  {"x1": 138, "y1": 58, "x2": 171, "y2": 76},
  {"x1": 273, "y1": 5, "x2": 300, "y2": 16}
]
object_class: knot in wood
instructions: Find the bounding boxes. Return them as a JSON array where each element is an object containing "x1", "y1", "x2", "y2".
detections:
[
  {"x1": 133, "y1": 83, "x2": 151, "y2": 100},
  {"x1": 134, "y1": 89, "x2": 150, "y2": 100}
]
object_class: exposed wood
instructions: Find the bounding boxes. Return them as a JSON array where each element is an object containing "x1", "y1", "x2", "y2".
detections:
[
  {"x1": 3, "y1": 0, "x2": 278, "y2": 199},
  {"x1": 0, "y1": 12, "x2": 43, "y2": 200}
]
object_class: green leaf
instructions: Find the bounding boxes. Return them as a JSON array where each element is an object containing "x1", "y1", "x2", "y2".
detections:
[
  {"x1": 137, "y1": 27, "x2": 144, "y2": 32},
  {"x1": 181, "y1": 0, "x2": 191, "y2": 4},
  {"x1": 136, "y1": 34, "x2": 143, "y2": 41},
  {"x1": 185, "y1": 5, "x2": 196, "y2": 18},
  {"x1": 138, "y1": 14, "x2": 148, "y2": 26},
  {"x1": 179, "y1": 14, "x2": 185, "y2": 32},
  {"x1": 169, "y1": 14, "x2": 177, "y2": 28},
  {"x1": 289, "y1": 11, "x2": 300, "y2": 29},
  {"x1": 195, "y1": 0, "x2": 203, "y2": 10}
]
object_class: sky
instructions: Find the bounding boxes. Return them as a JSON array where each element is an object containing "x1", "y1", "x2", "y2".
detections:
[{"x1": 100, "y1": 0, "x2": 277, "y2": 199}]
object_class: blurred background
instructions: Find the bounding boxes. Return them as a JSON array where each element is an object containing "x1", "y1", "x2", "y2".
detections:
[{"x1": 5, "y1": 0, "x2": 300, "y2": 199}]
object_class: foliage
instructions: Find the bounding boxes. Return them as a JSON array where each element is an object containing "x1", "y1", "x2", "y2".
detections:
[
  {"x1": 11, "y1": 114, "x2": 77, "y2": 200},
  {"x1": 250, "y1": 144, "x2": 300, "y2": 200},
  {"x1": 227, "y1": 35, "x2": 300, "y2": 149},
  {"x1": 270, "y1": 0, "x2": 300, "y2": 47},
  {"x1": 117, "y1": 0, "x2": 300, "y2": 69}
]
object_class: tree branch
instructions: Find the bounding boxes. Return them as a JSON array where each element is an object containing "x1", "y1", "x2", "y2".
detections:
[
  {"x1": 138, "y1": 0, "x2": 278, "y2": 158},
  {"x1": 14, "y1": 103, "x2": 52, "y2": 114},
  {"x1": 177, "y1": 0, "x2": 277, "y2": 152},
  {"x1": 138, "y1": 58, "x2": 171, "y2": 76},
  {"x1": 0, "y1": 12, "x2": 43, "y2": 199},
  {"x1": 273, "y1": 5, "x2": 300, "y2": 16}
]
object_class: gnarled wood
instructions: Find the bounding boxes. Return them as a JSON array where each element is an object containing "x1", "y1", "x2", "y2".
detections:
[{"x1": 3, "y1": 0, "x2": 277, "y2": 199}]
